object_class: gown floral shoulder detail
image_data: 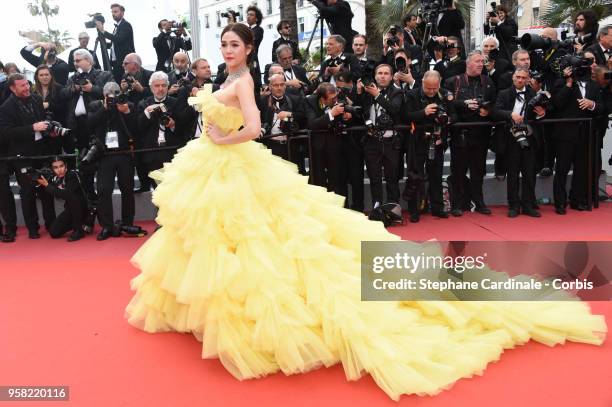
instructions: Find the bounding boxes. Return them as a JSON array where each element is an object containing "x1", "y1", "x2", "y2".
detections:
[{"x1": 125, "y1": 84, "x2": 607, "y2": 401}]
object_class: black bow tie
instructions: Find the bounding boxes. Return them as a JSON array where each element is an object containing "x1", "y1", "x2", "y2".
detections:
[
  {"x1": 114, "y1": 23, "x2": 119, "y2": 27},
  {"x1": 284, "y1": 67, "x2": 292, "y2": 72}
]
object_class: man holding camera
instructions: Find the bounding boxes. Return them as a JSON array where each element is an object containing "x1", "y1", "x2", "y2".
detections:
[
  {"x1": 310, "y1": 0, "x2": 357, "y2": 53},
  {"x1": 491, "y1": 68, "x2": 545, "y2": 218},
  {"x1": 89, "y1": 82, "x2": 136, "y2": 240},
  {"x1": 259, "y1": 74, "x2": 306, "y2": 163},
  {"x1": 137, "y1": 71, "x2": 181, "y2": 185},
  {"x1": 585, "y1": 26, "x2": 612, "y2": 66},
  {"x1": 168, "y1": 52, "x2": 195, "y2": 97},
  {"x1": 20, "y1": 42, "x2": 70, "y2": 86},
  {"x1": 36, "y1": 157, "x2": 88, "y2": 241},
  {"x1": 433, "y1": 36, "x2": 465, "y2": 81},
  {"x1": 357, "y1": 64, "x2": 403, "y2": 207},
  {"x1": 272, "y1": 20, "x2": 302, "y2": 64},
  {"x1": 445, "y1": 50, "x2": 497, "y2": 216},
  {"x1": 175, "y1": 58, "x2": 214, "y2": 140},
  {"x1": 392, "y1": 49, "x2": 421, "y2": 91},
  {"x1": 484, "y1": 4, "x2": 518, "y2": 63},
  {"x1": 550, "y1": 59, "x2": 603, "y2": 214},
  {"x1": 320, "y1": 35, "x2": 361, "y2": 85},
  {"x1": 276, "y1": 45, "x2": 311, "y2": 97},
  {"x1": 435, "y1": 1, "x2": 465, "y2": 58},
  {"x1": 0, "y1": 73, "x2": 57, "y2": 239},
  {"x1": 68, "y1": 33, "x2": 101, "y2": 72},
  {"x1": 403, "y1": 70, "x2": 456, "y2": 222},
  {"x1": 153, "y1": 19, "x2": 192, "y2": 73},
  {"x1": 96, "y1": 3, "x2": 136, "y2": 82}
]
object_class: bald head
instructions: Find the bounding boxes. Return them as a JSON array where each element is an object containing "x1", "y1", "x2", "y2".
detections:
[
  {"x1": 173, "y1": 52, "x2": 189, "y2": 73},
  {"x1": 123, "y1": 53, "x2": 142, "y2": 74},
  {"x1": 541, "y1": 27, "x2": 558, "y2": 41},
  {"x1": 422, "y1": 71, "x2": 441, "y2": 97},
  {"x1": 269, "y1": 73, "x2": 286, "y2": 98}
]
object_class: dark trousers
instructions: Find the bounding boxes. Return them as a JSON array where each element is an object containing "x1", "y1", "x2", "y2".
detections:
[
  {"x1": 364, "y1": 137, "x2": 400, "y2": 205},
  {"x1": 494, "y1": 152, "x2": 506, "y2": 176},
  {"x1": 506, "y1": 139, "x2": 537, "y2": 209},
  {"x1": 310, "y1": 133, "x2": 346, "y2": 195},
  {"x1": 342, "y1": 135, "x2": 364, "y2": 212},
  {"x1": 406, "y1": 139, "x2": 445, "y2": 215},
  {"x1": 12, "y1": 168, "x2": 56, "y2": 232},
  {"x1": 97, "y1": 154, "x2": 135, "y2": 229},
  {"x1": 537, "y1": 124, "x2": 556, "y2": 171},
  {"x1": 450, "y1": 140, "x2": 488, "y2": 208},
  {"x1": 0, "y1": 173, "x2": 17, "y2": 233},
  {"x1": 554, "y1": 138, "x2": 587, "y2": 207},
  {"x1": 49, "y1": 194, "x2": 86, "y2": 238},
  {"x1": 135, "y1": 155, "x2": 153, "y2": 190},
  {"x1": 262, "y1": 138, "x2": 308, "y2": 175}
]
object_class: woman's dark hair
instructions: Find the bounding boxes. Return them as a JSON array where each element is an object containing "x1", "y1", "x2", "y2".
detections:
[
  {"x1": 575, "y1": 10, "x2": 599, "y2": 36},
  {"x1": 221, "y1": 23, "x2": 255, "y2": 64},
  {"x1": 246, "y1": 6, "x2": 263, "y2": 25},
  {"x1": 32, "y1": 65, "x2": 56, "y2": 98}
]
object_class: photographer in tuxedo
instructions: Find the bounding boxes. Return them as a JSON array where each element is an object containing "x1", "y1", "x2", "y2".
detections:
[
  {"x1": 68, "y1": 32, "x2": 100, "y2": 72},
  {"x1": 276, "y1": 45, "x2": 311, "y2": 96},
  {"x1": 585, "y1": 25, "x2": 612, "y2": 66},
  {"x1": 258, "y1": 73, "x2": 306, "y2": 165},
  {"x1": 272, "y1": 20, "x2": 302, "y2": 64},
  {"x1": 20, "y1": 42, "x2": 70, "y2": 86},
  {"x1": 137, "y1": 71, "x2": 182, "y2": 186},
  {"x1": 168, "y1": 52, "x2": 195, "y2": 97},
  {"x1": 483, "y1": 4, "x2": 518, "y2": 63},
  {"x1": 356, "y1": 64, "x2": 403, "y2": 207},
  {"x1": 433, "y1": 36, "x2": 465, "y2": 81},
  {"x1": 89, "y1": 82, "x2": 137, "y2": 240},
  {"x1": 96, "y1": 3, "x2": 136, "y2": 82},
  {"x1": 392, "y1": 49, "x2": 421, "y2": 91},
  {"x1": 320, "y1": 35, "x2": 361, "y2": 84},
  {"x1": 310, "y1": 0, "x2": 357, "y2": 53},
  {"x1": 175, "y1": 58, "x2": 214, "y2": 140},
  {"x1": 490, "y1": 68, "x2": 546, "y2": 218},
  {"x1": 0, "y1": 73, "x2": 57, "y2": 239},
  {"x1": 403, "y1": 71, "x2": 456, "y2": 222},
  {"x1": 153, "y1": 19, "x2": 192, "y2": 72}
]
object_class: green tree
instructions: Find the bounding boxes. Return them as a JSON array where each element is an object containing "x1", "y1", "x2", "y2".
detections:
[
  {"x1": 541, "y1": 0, "x2": 610, "y2": 27},
  {"x1": 26, "y1": 0, "x2": 71, "y2": 52}
]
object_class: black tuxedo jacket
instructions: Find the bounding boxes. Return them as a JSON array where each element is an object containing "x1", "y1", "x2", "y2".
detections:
[
  {"x1": 585, "y1": 42, "x2": 607, "y2": 66},
  {"x1": 434, "y1": 58, "x2": 466, "y2": 81},
  {"x1": 357, "y1": 86, "x2": 404, "y2": 124},
  {"x1": 0, "y1": 94, "x2": 47, "y2": 158},
  {"x1": 102, "y1": 19, "x2": 136, "y2": 65},
  {"x1": 137, "y1": 96, "x2": 183, "y2": 153},
  {"x1": 60, "y1": 69, "x2": 113, "y2": 129},
  {"x1": 258, "y1": 93, "x2": 306, "y2": 130},
  {"x1": 153, "y1": 32, "x2": 193, "y2": 72},
  {"x1": 272, "y1": 37, "x2": 302, "y2": 63},
  {"x1": 68, "y1": 47, "x2": 101, "y2": 72},
  {"x1": 550, "y1": 79, "x2": 604, "y2": 141},
  {"x1": 319, "y1": 53, "x2": 362, "y2": 82},
  {"x1": 490, "y1": 86, "x2": 541, "y2": 152}
]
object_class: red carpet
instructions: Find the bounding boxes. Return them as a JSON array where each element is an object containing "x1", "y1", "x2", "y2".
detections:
[{"x1": 1, "y1": 203, "x2": 611, "y2": 406}]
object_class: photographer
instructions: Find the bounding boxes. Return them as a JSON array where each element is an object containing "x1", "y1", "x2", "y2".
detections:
[
  {"x1": 276, "y1": 45, "x2": 311, "y2": 96},
  {"x1": 497, "y1": 49, "x2": 531, "y2": 91},
  {"x1": 0, "y1": 73, "x2": 57, "y2": 238},
  {"x1": 137, "y1": 71, "x2": 182, "y2": 186},
  {"x1": 572, "y1": 10, "x2": 598, "y2": 53},
  {"x1": 60, "y1": 49, "x2": 112, "y2": 202},
  {"x1": 444, "y1": 50, "x2": 497, "y2": 216},
  {"x1": 95, "y1": 3, "x2": 136, "y2": 82},
  {"x1": 153, "y1": 19, "x2": 192, "y2": 72},
  {"x1": 310, "y1": 0, "x2": 357, "y2": 53},
  {"x1": 36, "y1": 157, "x2": 87, "y2": 241},
  {"x1": 320, "y1": 35, "x2": 361, "y2": 84},
  {"x1": 483, "y1": 3, "x2": 518, "y2": 62},
  {"x1": 402, "y1": 13, "x2": 421, "y2": 48},
  {"x1": 168, "y1": 52, "x2": 195, "y2": 96},
  {"x1": 482, "y1": 36, "x2": 511, "y2": 90},
  {"x1": 175, "y1": 58, "x2": 213, "y2": 140},
  {"x1": 585, "y1": 25, "x2": 612, "y2": 66},
  {"x1": 490, "y1": 68, "x2": 545, "y2": 218},
  {"x1": 393, "y1": 49, "x2": 420, "y2": 91},
  {"x1": 550, "y1": 54, "x2": 603, "y2": 214},
  {"x1": 305, "y1": 82, "x2": 349, "y2": 193},
  {"x1": 403, "y1": 70, "x2": 456, "y2": 221},
  {"x1": 68, "y1": 33, "x2": 101, "y2": 72},
  {"x1": 433, "y1": 36, "x2": 465, "y2": 81},
  {"x1": 435, "y1": 1, "x2": 465, "y2": 58},
  {"x1": 20, "y1": 42, "x2": 70, "y2": 86},
  {"x1": 120, "y1": 53, "x2": 152, "y2": 106},
  {"x1": 246, "y1": 6, "x2": 264, "y2": 68},
  {"x1": 89, "y1": 82, "x2": 136, "y2": 240},
  {"x1": 356, "y1": 64, "x2": 403, "y2": 207},
  {"x1": 525, "y1": 28, "x2": 568, "y2": 92},
  {"x1": 272, "y1": 20, "x2": 302, "y2": 64},
  {"x1": 258, "y1": 74, "x2": 306, "y2": 165}
]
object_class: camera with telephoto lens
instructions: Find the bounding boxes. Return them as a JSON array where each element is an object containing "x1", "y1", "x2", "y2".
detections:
[
  {"x1": 150, "y1": 104, "x2": 172, "y2": 127},
  {"x1": 81, "y1": 138, "x2": 104, "y2": 164},
  {"x1": 170, "y1": 21, "x2": 187, "y2": 30},
  {"x1": 279, "y1": 116, "x2": 299, "y2": 134},
  {"x1": 221, "y1": 9, "x2": 240, "y2": 19},
  {"x1": 122, "y1": 73, "x2": 135, "y2": 91},
  {"x1": 419, "y1": 0, "x2": 449, "y2": 23},
  {"x1": 395, "y1": 56, "x2": 408, "y2": 73},
  {"x1": 84, "y1": 12, "x2": 105, "y2": 29},
  {"x1": 336, "y1": 87, "x2": 362, "y2": 116},
  {"x1": 20, "y1": 167, "x2": 54, "y2": 186},
  {"x1": 106, "y1": 91, "x2": 127, "y2": 110},
  {"x1": 360, "y1": 60, "x2": 376, "y2": 87},
  {"x1": 511, "y1": 124, "x2": 531, "y2": 149},
  {"x1": 73, "y1": 71, "x2": 89, "y2": 87},
  {"x1": 476, "y1": 98, "x2": 494, "y2": 110},
  {"x1": 386, "y1": 26, "x2": 401, "y2": 48},
  {"x1": 527, "y1": 91, "x2": 551, "y2": 110},
  {"x1": 41, "y1": 120, "x2": 71, "y2": 138},
  {"x1": 559, "y1": 54, "x2": 592, "y2": 80}
]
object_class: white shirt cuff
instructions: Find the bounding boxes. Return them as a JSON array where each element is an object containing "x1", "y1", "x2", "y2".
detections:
[{"x1": 25, "y1": 45, "x2": 36, "y2": 52}]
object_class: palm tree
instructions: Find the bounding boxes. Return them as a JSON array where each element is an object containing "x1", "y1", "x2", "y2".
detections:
[
  {"x1": 280, "y1": 0, "x2": 299, "y2": 44},
  {"x1": 365, "y1": 0, "x2": 383, "y2": 58},
  {"x1": 541, "y1": 0, "x2": 610, "y2": 27}
]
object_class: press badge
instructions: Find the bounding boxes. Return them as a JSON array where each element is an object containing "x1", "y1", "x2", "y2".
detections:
[{"x1": 106, "y1": 131, "x2": 119, "y2": 149}]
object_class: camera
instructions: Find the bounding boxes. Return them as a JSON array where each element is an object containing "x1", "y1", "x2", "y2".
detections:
[
  {"x1": 419, "y1": 0, "x2": 449, "y2": 23},
  {"x1": 604, "y1": 71, "x2": 612, "y2": 81},
  {"x1": 42, "y1": 121, "x2": 71, "y2": 138},
  {"x1": 73, "y1": 71, "x2": 89, "y2": 87},
  {"x1": 170, "y1": 21, "x2": 187, "y2": 30},
  {"x1": 432, "y1": 104, "x2": 449, "y2": 125},
  {"x1": 122, "y1": 73, "x2": 135, "y2": 91},
  {"x1": 476, "y1": 98, "x2": 494, "y2": 110},
  {"x1": 386, "y1": 26, "x2": 400, "y2": 48},
  {"x1": 20, "y1": 167, "x2": 54, "y2": 186},
  {"x1": 488, "y1": 2, "x2": 498, "y2": 18},
  {"x1": 46, "y1": 49, "x2": 57, "y2": 59},
  {"x1": 84, "y1": 12, "x2": 105, "y2": 29},
  {"x1": 559, "y1": 54, "x2": 592, "y2": 80},
  {"x1": 279, "y1": 116, "x2": 299, "y2": 134},
  {"x1": 81, "y1": 139, "x2": 104, "y2": 164},
  {"x1": 527, "y1": 90, "x2": 551, "y2": 110},
  {"x1": 561, "y1": 33, "x2": 593, "y2": 47},
  {"x1": 106, "y1": 92, "x2": 127, "y2": 110},
  {"x1": 395, "y1": 56, "x2": 408, "y2": 73},
  {"x1": 151, "y1": 104, "x2": 172, "y2": 127},
  {"x1": 529, "y1": 69, "x2": 544, "y2": 82},
  {"x1": 328, "y1": 56, "x2": 343, "y2": 68},
  {"x1": 221, "y1": 9, "x2": 240, "y2": 19},
  {"x1": 426, "y1": 131, "x2": 443, "y2": 160},
  {"x1": 360, "y1": 60, "x2": 376, "y2": 87},
  {"x1": 511, "y1": 124, "x2": 531, "y2": 149}
]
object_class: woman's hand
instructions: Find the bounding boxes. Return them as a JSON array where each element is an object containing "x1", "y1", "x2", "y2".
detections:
[{"x1": 207, "y1": 124, "x2": 227, "y2": 144}]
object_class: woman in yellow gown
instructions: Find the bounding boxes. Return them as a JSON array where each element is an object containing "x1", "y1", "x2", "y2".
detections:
[{"x1": 125, "y1": 24, "x2": 607, "y2": 401}]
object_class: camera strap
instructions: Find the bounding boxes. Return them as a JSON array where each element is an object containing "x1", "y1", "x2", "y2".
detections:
[{"x1": 116, "y1": 111, "x2": 135, "y2": 154}]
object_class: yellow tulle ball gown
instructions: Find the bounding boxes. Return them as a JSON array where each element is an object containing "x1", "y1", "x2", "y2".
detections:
[{"x1": 125, "y1": 84, "x2": 607, "y2": 401}]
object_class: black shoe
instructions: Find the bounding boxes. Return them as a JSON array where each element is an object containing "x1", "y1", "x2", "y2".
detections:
[
  {"x1": 2, "y1": 232, "x2": 16, "y2": 243},
  {"x1": 409, "y1": 213, "x2": 420, "y2": 223},
  {"x1": 134, "y1": 186, "x2": 151, "y2": 194},
  {"x1": 450, "y1": 208, "x2": 463, "y2": 217},
  {"x1": 555, "y1": 206, "x2": 567, "y2": 215},
  {"x1": 96, "y1": 228, "x2": 113, "y2": 241},
  {"x1": 28, "y1": 230, "x2": 41, "y2": 239},
  {"x1": 431, "y1": 210, "x2": 449, "y2": 219},
  {"x1": 475, "y1": 205, "x2": 492, "y2": 215},
  {"x1": 522, "y1": 207, "x2": 542, "y2": 218},
  {"x1": 68, "y1": 230, "x2": 85, "y2": 242},
  {"x1": 539, "y1": 167, "x2": 553, "y2": 177},
  {"x1": 570, "y1": 203, "x2": 588, "y2": 211},
  {"x1": 508, "y1": 208, "x2": 519, "y2": 218}
]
